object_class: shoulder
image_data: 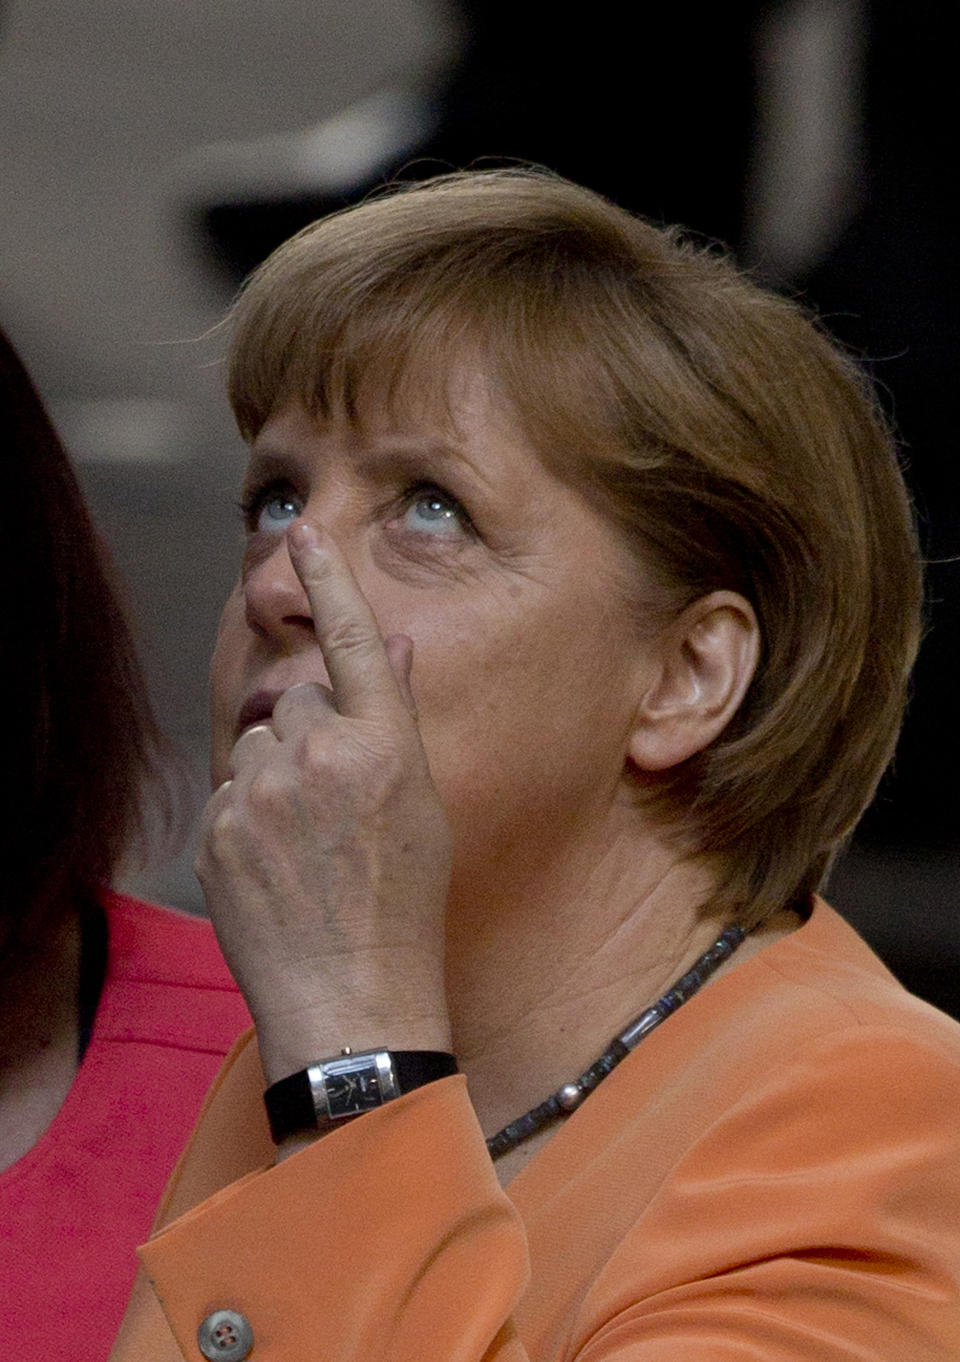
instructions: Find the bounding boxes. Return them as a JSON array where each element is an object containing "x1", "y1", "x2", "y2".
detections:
[
  {"x1": 518, "y1": 903, "x2": 960, "y2": 1357},
  {"x1": 97, "y1": 890, "x2": 250, "y2": 1053},
  {"x1": 102, "y1": 890, "x2": 239, "y2": 992},
  {"x1": 632, "y1": 903, "x2": 960, "y2": 1266},
  {"x1": 662, "y1": 898, "x2": 960, "y2": 1145},
  {"x1": 742, "y1": 898, "x2": 960, "y2": 1071},
  {"x1": 730, "y1": 900, "x2": 960, "y2": 1169},
  {"x1": 521, "y1": 899, "x2": 960, "y2": 1282}
]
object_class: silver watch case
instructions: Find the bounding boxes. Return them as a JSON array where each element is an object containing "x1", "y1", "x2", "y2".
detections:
[{"x1": 307, "y1": 1050, "x2": 400, "y2": 1121}]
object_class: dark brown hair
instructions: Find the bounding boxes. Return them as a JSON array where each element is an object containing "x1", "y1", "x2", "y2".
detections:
[
  {"x1": 226, "y1": 169, "x2": 922, "y2": 926},
  {"x1": 0, "y1": 326, "x2": 169, "y2": 945}
]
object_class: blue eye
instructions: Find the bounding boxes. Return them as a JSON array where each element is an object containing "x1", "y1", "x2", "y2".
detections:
[
  {"x1": 401, "y1": 488, "x2": 468, "y2": 536},
  {"x1": 260, "y1": 493, "x2": 301, "y2": 528},
  {"x1": 242, "y1": 484, "x2": 303, "y2": 534}
]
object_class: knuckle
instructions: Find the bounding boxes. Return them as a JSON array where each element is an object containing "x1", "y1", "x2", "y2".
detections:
[
  {"x1": 358, "y1": 740, "x2": 408, "y2": 803},
  {"x1": 297, "y1": 727, "x2": 336, "y2": 778},
  {"x1": 373, "y1": 743, "x2": 407, "y2": 789},
  {"x1": 198, "y1": 802, "x2": 240, "y2": 865},
  {"x1": 326, "y1": 614, "x2": 377, "y2": 659},
  {"x1": 274, "y1": 681, "x2": 329, "y2": 722},
  {"x1": 246, "y1": 766, "x2": 290, "y2": 814},
  {"x1": 295, "y1": 725, "x2": 407, "y2": 800}
]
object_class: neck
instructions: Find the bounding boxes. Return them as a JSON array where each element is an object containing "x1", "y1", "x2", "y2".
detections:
[
  {"x1": 0, "y1": 905, "x2": 82, "y2": 1174},
  {"x1": 445, "y1": 824, "x2": 727, "y2": 1143}
]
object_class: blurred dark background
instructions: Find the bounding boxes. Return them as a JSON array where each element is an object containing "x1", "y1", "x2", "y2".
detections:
[{"x1": 3, "y1": 0, "x2": 957, "y2": 1012}]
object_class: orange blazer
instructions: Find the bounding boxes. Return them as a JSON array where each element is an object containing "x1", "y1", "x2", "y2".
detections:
[{"x1": 112, "y1": 902, "x2": 960, "y2": 1360}]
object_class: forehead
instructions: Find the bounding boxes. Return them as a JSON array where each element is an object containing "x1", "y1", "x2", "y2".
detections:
[
  {"x1": 229, "y1": 288, "x2": 616, "y2": 499},
  {"x1": 247, "y1": 365, "x2": 535, "y2": 471}
]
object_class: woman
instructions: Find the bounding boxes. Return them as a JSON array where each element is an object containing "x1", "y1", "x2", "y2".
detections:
[
  {"x1": 115, "y1": 171, "x2": 960, "y2": 1360},
  {"x1": 0, "y1": 327, "x2": 249, "y2": 1358}
]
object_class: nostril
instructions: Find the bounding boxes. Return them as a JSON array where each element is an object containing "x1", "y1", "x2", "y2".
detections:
[
  {"x1": 241, "y1": 548, "x2": 314, "y2": 637},
  {"x1": 280, "y1": 611, "x2": 316, "y2": 633}
]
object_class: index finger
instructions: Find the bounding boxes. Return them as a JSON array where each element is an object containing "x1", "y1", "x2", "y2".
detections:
[{"x1": 287, "y1": 520, "x2": 409, "y2": 721}]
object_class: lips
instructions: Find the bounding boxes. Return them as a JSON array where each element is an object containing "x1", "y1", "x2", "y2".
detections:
[{"x1": 236, "y1": 689, "x2": 282, "y2": 736}]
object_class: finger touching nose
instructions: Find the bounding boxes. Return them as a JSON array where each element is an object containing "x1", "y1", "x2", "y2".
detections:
[
  {"x1": 243, "y1": 536, "x2": 314, "y2": 641},
  {"x1": 287, "y1": 521, "x2": 408, "y2": 720}
]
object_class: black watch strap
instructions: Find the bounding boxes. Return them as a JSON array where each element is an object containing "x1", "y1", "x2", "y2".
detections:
[
  {"x1": 264, "y1": 1049, "x2": 458, "y2": 1144},
  {"x1": 391, "y1": 1050, "x2": 458, "y2": 1090}
]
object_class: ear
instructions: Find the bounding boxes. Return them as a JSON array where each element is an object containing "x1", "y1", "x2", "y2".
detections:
[{"x1": 628, "y1": 591, "x2": 760, "y2": 772}]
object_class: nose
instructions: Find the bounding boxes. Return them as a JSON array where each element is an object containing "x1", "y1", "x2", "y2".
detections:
[
  {"x1": 241, "y1": 513, "x2": 385, "y2": 652},
  {"x1": 242, "y1": 534, "x2": 314, "y2": 649}
]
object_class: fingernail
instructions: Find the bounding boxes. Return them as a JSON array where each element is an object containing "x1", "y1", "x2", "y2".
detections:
[{"x1": 289, "y1": 521, "x2": 321, "y2": 552}]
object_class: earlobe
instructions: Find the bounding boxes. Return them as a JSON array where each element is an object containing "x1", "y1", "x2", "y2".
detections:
[{"x1": 627, "y1": 591, "x2": 760, "y2": 772}]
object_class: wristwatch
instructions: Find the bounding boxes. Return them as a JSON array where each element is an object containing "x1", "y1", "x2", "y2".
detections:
[{"x1": 264, "y1": 1049, "x2": 458, "y2": 1144}]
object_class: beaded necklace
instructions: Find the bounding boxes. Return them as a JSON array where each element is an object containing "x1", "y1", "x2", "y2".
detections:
[{"x1": 486, "y1": 923, "x2": 746, "y2": 1160}]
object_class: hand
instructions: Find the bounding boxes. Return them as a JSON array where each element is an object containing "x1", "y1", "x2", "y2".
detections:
[{"x1": 197, "y1": 522, "x2": 453, "y2": 1084}]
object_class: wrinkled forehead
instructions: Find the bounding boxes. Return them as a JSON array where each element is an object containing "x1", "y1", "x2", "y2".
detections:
[
  {"x1": 227, "y1": 268, "x2": 615, "y2": 469},
  {"x1": 232, "y1": 307, "x2": 560, "y2": 472},
  {"x1": 325, "y1": 352, "x2": 505, "y2": 441},
  {"x1": 246, "y1": 362, "x2": 532, "y2": 478},
  {"x1": 225, "y1": 278, "x2": 654, "y2": 592},
  {"x1": 232, "y1": 279, "x2": 480, "y2": 427},
  {"x1": 232, "y1": 310, "x2": 687, "y2": 623}
]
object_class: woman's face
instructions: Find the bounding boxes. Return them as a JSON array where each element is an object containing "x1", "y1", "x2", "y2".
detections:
[{"x1": 210, "y1": 371, "x2": 665, "y2": 908}]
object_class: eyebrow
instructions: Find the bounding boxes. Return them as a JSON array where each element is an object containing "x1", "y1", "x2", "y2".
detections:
[
  {"x1": 358, "y1": 437, "x2": 500, "y2": 494},
  {"x1": 243, "y1": 433, "x2": 501, "y2": 498},
  {"x1": 239, "y1": 448, "x2": 301, "y2": 500}
]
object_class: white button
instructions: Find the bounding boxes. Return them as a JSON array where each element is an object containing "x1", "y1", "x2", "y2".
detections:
[{"x1": 197, "y1": 1309, "x2": 254, "y2": 1361}]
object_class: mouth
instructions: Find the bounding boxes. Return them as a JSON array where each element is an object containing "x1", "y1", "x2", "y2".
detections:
[{"x1": 235, "y1": 689, "x2": 282, "y2": 737}]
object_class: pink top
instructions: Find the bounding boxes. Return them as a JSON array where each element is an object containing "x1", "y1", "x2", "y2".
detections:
[{"x1": 0, "y1": 891, "x2": 249, "y2": 1361}]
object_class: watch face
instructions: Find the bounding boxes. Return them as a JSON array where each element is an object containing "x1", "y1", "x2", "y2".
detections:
[{"x1": 322, "y1": 1054, "x2": 390, "y2": 1118}]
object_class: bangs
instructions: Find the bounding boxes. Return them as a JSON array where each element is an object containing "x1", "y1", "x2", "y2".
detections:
[
  {"x1": 229, "y1": 274, "x2": 500, "y2": 443},
  {"x1": 225, "y1": 173, "x2": 658, "y2": 469}
]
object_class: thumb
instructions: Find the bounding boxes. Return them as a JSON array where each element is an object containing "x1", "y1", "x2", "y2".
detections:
[{"x1": 384, "y1": 633, "x2": 418, "y2": 718}]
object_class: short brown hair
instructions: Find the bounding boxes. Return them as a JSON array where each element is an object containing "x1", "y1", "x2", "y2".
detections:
[{"x1": 226, "y1": 169, "x2": 922, "y2": 927}]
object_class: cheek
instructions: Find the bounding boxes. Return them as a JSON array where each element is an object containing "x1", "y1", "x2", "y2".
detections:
[
  {"x1": 211, "y1": 587, "x2": 246, "y2": 690},
  {"x1": 406, "y1": 595, "x2": 631, "y2": 806},
  {"x1": 209, "y1": 587, "x2": 246, "y2": 783}
]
